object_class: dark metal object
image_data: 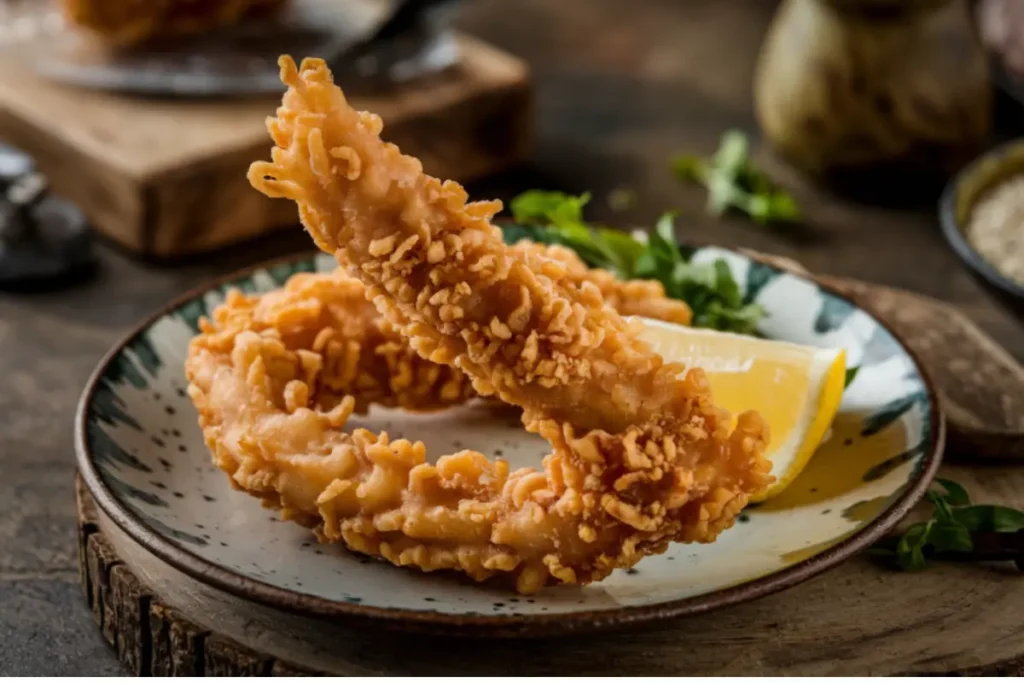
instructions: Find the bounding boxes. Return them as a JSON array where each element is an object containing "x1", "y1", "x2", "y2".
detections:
[
  {"x1": 0, "y1": 144, "x2": 94, "y2": 290},
  {"x1": 337, "y1": 0, "x2": 462, "y2": 85}
]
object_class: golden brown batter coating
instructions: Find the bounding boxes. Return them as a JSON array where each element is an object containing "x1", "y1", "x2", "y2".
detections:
[
  {"x1": 61, "y1": 0, "x2": 284, "y2": 45},
  {"x1": 189, "y1": 56, "x2": 771, "y2": 593},
  {"x1": 511, "y1": 241, "x2": 693, "y2": 326}
]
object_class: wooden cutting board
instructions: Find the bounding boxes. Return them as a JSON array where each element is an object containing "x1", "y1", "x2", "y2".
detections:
[{"x1": 0, "y1": 35, "x2": 531, "y2": 258}]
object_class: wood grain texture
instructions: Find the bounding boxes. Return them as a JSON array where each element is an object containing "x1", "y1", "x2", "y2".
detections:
[
  {"x1": 75, "y1": 468, "x2": 1024, "y2": 676},
  {"x1": 77, "y1": 478, "x2": 318, "y2": 677},
  {"x1": 0, "y1": 35, "x2": 532, "y2": 257}
]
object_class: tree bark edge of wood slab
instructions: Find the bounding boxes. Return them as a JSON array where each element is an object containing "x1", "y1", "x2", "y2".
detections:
[{"x1": 76, "y1": 466, "x2": 1024, "y2": 677}]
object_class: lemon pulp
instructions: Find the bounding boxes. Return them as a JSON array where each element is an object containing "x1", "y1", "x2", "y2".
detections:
[{"x1": 632, "y1": 317, "x2": 847, "y2": 502}]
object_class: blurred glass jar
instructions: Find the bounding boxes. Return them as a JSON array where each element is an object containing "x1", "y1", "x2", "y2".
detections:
[{"x1": 755, "y1": 0, "x2": 992, "y2": 183}]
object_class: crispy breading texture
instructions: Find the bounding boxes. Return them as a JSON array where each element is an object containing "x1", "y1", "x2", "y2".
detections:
[
  {"x1": 511, "y1": 241, "x2": 693, "y2": 326},
  {"x1": 191, "y1": 55, "x2": 773, "y2": 593},
  {"x1": 61, "y1": 0, "x2": 285, "y2": 45}
]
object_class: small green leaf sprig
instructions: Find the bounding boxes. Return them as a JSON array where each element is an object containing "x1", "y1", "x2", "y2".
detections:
[
  {"x1": 672, "y1": 131, "x2": 801, "y2": 224},
  {"x1": 505, "y1": 190, "x2": 766, "y2": 335},
  {"x1": 872, "y1": 479, "x2": 1024, "y2": 571}
]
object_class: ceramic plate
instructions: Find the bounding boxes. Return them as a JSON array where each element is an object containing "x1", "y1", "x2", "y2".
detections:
[{"x1": 76, "y1": 246, "x2": 943, "y2": 636}]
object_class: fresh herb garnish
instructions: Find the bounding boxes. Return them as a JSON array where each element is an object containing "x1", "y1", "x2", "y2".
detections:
[
  {"x1": 607, "y1": 187, "x2": 637, "y2": 213},
  {"x1": 844, "y1": 366, "x2": 860, "y2": 388},
  {"x1": 509, "y1": 190, "x2": 642, "y2": 277},
  {"x1": 872, "y1": 478, "x2": 1024, "y2": 571},
  {"x1": 505, "y1": 190, "x2": 766, "y2": 335},
  {"x1": 672, "y1": 130, "x2": 801, "y2": 224}
]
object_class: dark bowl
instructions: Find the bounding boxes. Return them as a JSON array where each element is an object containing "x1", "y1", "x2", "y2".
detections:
[{"x1": 939, "y1": 139, "x2": 1024, "y2": 321}]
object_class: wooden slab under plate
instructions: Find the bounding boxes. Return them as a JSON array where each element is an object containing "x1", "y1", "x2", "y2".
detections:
[
  {"x1": 0, "y1": 35, "x2": 531, "y2": 258},
  {"x1": 75, "y1": 461, "x2": 1024, "y2": 677}
]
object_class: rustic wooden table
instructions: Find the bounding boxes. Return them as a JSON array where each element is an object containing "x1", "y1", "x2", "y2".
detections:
[{"x1": 2, "y1": 0, "x2": 1022, "y2": 675}]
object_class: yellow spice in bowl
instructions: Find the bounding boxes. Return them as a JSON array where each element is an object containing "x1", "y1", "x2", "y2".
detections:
[{"x1": 966, "y1": 174, "x2": 1024, "y2": 285}]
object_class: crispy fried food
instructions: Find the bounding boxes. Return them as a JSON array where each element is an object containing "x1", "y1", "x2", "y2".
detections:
[
  {"x1": 187, "y1": 265, "x2": 693, "y2": 565},
  {"x1": 61, "y1": 0, "x2": 285, "y2": 45},
  {"x1": 511, "y1": 241, "x2": 693, "y2": 326},
  {"x1": 189, "y1": 55, "x2": 771, "y2": 594}
]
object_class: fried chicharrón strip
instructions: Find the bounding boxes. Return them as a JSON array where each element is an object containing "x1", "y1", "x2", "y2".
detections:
[
  {"x1": 187, "y1": 265, "x2": 689, "y2": 565},
  {"x1": 510, "y1": 241, "x2": 692, "y2": 326},
  {"x1": 190, "y1": 56, "x2": 771, "y2": 593},
  {"x1": 61, "y1": 0, "x2": 285, "y2": 45}
]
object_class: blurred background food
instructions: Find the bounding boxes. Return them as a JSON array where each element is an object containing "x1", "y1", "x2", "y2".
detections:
[
  {"x1": 0, "y1": 0, "x2": 529, "y2": 263},
  {"x1": 60, "y1": 0, "x2": 286, "y2": 46}
]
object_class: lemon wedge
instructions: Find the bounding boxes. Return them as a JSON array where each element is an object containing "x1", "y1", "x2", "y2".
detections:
[{"x1": 632, "y1": 317, "x2": 847, "y2": 502}]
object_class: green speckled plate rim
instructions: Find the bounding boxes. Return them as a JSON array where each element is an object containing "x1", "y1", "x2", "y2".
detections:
[{"x1": 74, "y1": 248, "x2": 945, "y2": 639}]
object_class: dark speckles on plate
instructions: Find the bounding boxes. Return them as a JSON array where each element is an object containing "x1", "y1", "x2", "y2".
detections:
[
  {"x1": 626, "y1": 568, "x2": 639, "y2": 575},
  {"x1": 172, "y1": 491, "x2": 184, "y2": 499},
  {"x1": 202, "y1": 495, "x2": 215, "y2": 502},
  {"x1": 158, "y1": 458, "x2": 171, "y2": 469},
  {"x1": 152, "y1": 437, "x2": 166, "y2": 447},
  {"x1": 165, "y1": 406, "x2": 176, "y2": 415},
  {"x1": 151, "y1": 481, "x2": 167, "y2": 490}
]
